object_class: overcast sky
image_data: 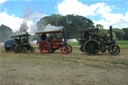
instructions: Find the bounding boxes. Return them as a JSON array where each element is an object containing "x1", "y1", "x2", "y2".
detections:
[{"x1": 0, "y1": 0, "x2": 128, "y2": 32}]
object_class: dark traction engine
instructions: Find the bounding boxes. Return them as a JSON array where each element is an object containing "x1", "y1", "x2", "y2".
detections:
[
  {"x1": 79, "y1": 26, "x2": 120, "y2": 55},
  {"x1": 11, "y1": 33, "x2": 34, "y2": 53}
]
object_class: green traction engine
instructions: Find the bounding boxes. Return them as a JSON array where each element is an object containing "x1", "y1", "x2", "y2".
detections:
[{"x1": 79, "y1": 26, "x2": 120, "y2": 55}]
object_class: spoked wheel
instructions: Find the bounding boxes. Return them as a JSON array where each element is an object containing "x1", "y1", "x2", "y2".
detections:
[
  {"x1": 108, "y1": 44, "x2": 120, "y2": 55},
  {"x1": 61, "y1": 45, "x2": 72, "y2": 54},
  {"x1": 39, "y1": 41, "x2": 50, "y2": 54},
  {"x1": 84, "y1": 40, "x2": 99, "y2": 55}
]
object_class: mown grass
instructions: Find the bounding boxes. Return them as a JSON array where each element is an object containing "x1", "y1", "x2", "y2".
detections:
[
  {"x1": 1, "y1": 46, "x2": 128, "y2": 69},
  {"x1": 116, "y1": 40, "x2": 128, "y2": 45},
  {"x1": 116, "y1": 40, "x2": 128, "y2": 49},
  {"x1": 1, "y1": 43, "x2": 128, "y2": 85}
]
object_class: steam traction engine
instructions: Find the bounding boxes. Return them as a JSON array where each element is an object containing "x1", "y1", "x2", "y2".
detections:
[
  {"x1": 35, "y1": 28, "x2": 72, "y2": 54},
  {"x1": 11, "y1": 33, "x2": 34, "y2": 53},
  {"x1": 79, "y1": 26, "x2": 120, "y2": 55}
]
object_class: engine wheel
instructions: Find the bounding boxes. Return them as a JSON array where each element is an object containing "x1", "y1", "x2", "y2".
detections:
[
  {"x1": 84, "y1": 40, "x2": 99, "y2": 55},
  {"x1": 108, "y1": 44, "x2": 120, "y2": 55},
  {"x1": 39, "y1": 41, "x2": 50, "y2": 54},
  {"x1": 61, "y1": 45, "x2": 72, "y2": 54}
]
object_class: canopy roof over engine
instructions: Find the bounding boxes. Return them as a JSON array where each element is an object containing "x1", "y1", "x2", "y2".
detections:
[
  {"x1": 35, "y1": 28, "x2": 64, "y2": 34},
  {"x1": 11, "y1": 33, "x2": 30, "y2": 38}
]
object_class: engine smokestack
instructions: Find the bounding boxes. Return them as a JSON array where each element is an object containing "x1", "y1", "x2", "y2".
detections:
[{"x1": 109, "y1": 26, "x2": 113, "y2": 40}]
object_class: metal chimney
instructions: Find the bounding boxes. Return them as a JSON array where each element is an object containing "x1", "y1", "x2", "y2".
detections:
[{"x1": 110, "y1": 26, "x2": 113, "y2": 40}]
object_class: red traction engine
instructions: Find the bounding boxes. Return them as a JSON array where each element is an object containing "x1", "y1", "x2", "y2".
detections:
[{"x1": 35, "y1": 28, "x2": 72, "y2": 54}]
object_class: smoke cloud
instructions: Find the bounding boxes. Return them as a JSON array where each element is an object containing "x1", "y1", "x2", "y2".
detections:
[
  {"x1": 19, "y1": 8, "x2": 45, "y2": 34},
  {"x1": 19, "y1": 8, "x2": 31, "y2": 33},
  {"x1": 20, "y1": 21, "x2": 28, "y2": 33},
  {"x1": 43, "y1": 24, "x2": 63, "y2": 31},
  {"x1": 18, "y1": 8, "x2": 63, "y2": 35},
  {"x1": 36, "y1": 18, "x2": 63, "y2": 33}
]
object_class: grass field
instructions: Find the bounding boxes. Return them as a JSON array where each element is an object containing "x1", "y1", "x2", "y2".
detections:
[{"x1": 0, "y1": 41, "x2": 128, "y2": 85}]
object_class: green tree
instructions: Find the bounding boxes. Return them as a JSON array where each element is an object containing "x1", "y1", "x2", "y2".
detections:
[
  {"x1": 37, "y1": 14, "x2": 95, "y2": 39},
  {"x1": 122, "y1": 28, "x2": 128, "y2": 40},
  {"x1": 0, "y1": 24, "x2": 13, "y2": 42},
  {"x1": 113, "y1": 28, "x2": 125, "y2": 40},
  {"x1": 98, "y1": 29, "x2": 108, "y2": 36},
  {"x1": 96, "y1": 24, "x2": 104, "y2": 29}
]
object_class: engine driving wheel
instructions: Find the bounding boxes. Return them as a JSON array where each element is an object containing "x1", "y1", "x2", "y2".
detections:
[
  {"x1": 39, "y1": 41, "x2": 50, "y2": 54},
  {"x1": 84, "y1": 40, "x2": 99, "y2": 55}
]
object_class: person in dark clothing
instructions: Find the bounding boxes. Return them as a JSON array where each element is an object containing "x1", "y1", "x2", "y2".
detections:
[
  {"x1": 84, "y1": 32, "x2": 89, "y2": 40},
  {"x1": 41, "y1": 34, "x2": 47, "y2": 41}
]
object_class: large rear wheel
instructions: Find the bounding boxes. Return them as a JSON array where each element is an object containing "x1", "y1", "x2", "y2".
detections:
[
  {"x1": 84, "y1": 40, "x2": 99, "y2": 55},
  {"x1": 39, "y1": 41, "x2": 51, "y2": 54}
]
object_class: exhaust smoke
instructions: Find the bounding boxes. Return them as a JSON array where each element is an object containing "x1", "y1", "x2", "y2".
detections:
[
  {"x1": 20, "y1": 21, "x2": 28, "y2": 33},
  {"x1": 19, "y1": 8, "x2": 31, "y2": 33}
]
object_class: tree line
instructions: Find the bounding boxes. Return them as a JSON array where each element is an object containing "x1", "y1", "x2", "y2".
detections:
[
  {"x1": 96, "y1": 24, "x2": 128, "y2": 40},
  {"x1": 0, "y1": 14, "x2": 128, "y2": 42}
]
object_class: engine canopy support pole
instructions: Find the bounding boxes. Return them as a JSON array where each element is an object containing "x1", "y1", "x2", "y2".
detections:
[
  {"x1": 110, "y1": 26, "x2": 113, "y2": 41},
  {"x1": 63, "y1": 28, "x2": 67, "y2": 45}
]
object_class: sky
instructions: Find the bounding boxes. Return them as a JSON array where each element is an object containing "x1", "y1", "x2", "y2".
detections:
[{"x1": 0, "y1": 0, "x2": 128, "y2": 32}]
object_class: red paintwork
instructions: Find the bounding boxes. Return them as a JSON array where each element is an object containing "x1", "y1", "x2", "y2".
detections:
[
  {"x1": 49, "y1": 39, "x2": 63, "y2": 49},
  {"x1": 39, "y1": 41, "x2": 50, "y2": 54}
]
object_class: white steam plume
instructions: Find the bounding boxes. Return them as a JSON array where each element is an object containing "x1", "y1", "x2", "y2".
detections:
[{"x1": 43, "y1": 24, "x2": 63, "y2": 32}]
